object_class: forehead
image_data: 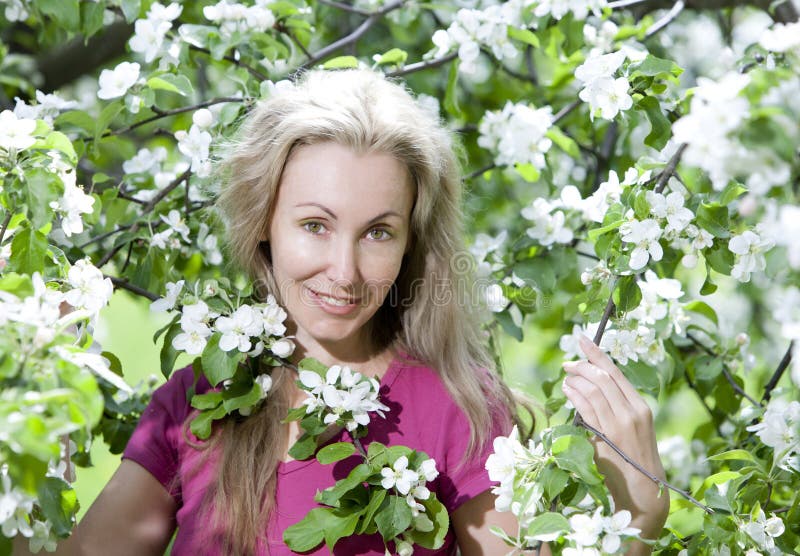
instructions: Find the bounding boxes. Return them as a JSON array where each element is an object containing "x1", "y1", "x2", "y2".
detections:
[{"x1": 276, "y1": 142, "x2": 415, "y2": 212}]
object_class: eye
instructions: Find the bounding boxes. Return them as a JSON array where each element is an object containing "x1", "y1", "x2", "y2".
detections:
[
  {"x1": 302, "y1": 221, "x2": 326, "y2": 234},
  {"x1": 367, "y1": 228, "x2": 392, "y2": 241}
]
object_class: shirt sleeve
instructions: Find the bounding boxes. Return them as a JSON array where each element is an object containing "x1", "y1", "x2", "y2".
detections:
[
  {"x1": 433, "y1": 385, "x2": 513, "y2": 513},
  {"x1": 121, "y1": 366, "x2": 195, "y2": 501}
]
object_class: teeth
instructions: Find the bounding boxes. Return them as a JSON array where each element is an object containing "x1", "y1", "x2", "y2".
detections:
[{"x1": 319, "y1": 294, "x2": 351, "y2": 306}]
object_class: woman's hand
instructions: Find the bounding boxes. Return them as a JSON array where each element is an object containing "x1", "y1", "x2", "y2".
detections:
[{"x1": 561, "y1": 335, "x2": 669, "y2": 553}]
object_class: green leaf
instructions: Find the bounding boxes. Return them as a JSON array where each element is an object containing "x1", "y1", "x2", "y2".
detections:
[
  {"x1": 685, "y1": 301, "x2": 718, "y2": 325},
  {"x1": 159, "y1": 323, "x2": 182, "y2": 379},
  {"x1": 189, "y1": 404, "x2": 226, "y2": 439},
  {"x1": 222, "y1": 383, "x2": 262, "y2": 413},
  {"x1": 55, "y1": 110, "x2": 96, "y2": 135},
  {"x1": 515, "y1": 258, "x2": 556, "y2": 292},
  {"x1": 705, "y1": 242, "x2": 733, "y2": 275},
  {"x1": 322, "y1": 509, "x2": 360, "y2": 551},
  {"x1": 541, "y1": 467, "x2": 570, "y2": 499},
  {"x1": 696, "y1": 203, "x2": 730, "y2": 238},
  {"x1": 147, "y1": 74, "x2": 194, "y2": 97},
  {"x1": 619, "y1": 359, "x2": 660, "y2": 393},
  {"x1": 322, "y1": 56, "x2": 359, "y2": 69},
  {"x1": 120, "y1": 0, "x2": 141, "y2": 22},
  {"x1": 719, "y1": 181, "x2": 748, "y2": 206},
  {"x1": 410, "y1": 496, "x2": 449, "y2": 549},
  {"x1": 0, "y1": 272, "x2": 34, "y2": 298},
  {"x1": 317, "y1": 464, "x2": 372, "y2": 506},
  {"x1": 629, "y1": 55, "x2": 682, "y2": 80},
  {"x1": 200, "y1": 334, "x2": 243, "y2": 386},
  {"x1": 587, "y1": 219, "x2": 625, "y2": 242},
  {"x1": 24, "y1": 167, "x2": 60, "y2": 229},
  {"x1": 693, "y1": 470, "x2": 740, "y2": 500},
  {"x1": 515, "y1": 163, "x2": 540, "y2": 183},
  {"x1": 81, "y1": 1, "x2": 106, "y2": 37},
  {"x1": 613, "y1": 275, "x2": 642, "y2": 313},
  {"x1": 94, "y1": 100, "x2": 124, "y2": 144},
  {"x1": 707, "y1": 449, "x2": 756, "y2": 463},
  {"x1": 288, "y1": 432, "x2": 317, "y2": 461},
  {"x1": 552, "y1": 434, "x2": 602, "y2": 485},
  {"x1": 298, "y1": 357, "x2": 329, "y2": 376},
  {"x1": 33, "y1": 131, "x2": 78, "y2": 164},
  {"x1": 526, "y1": 512, "x2": 569, "y2": 542},
  {"x1": 317, "y1": 442, "x2": 357, "y2": 465},
  {"x1": 37, "y1": 478, "x2": 77, "y2": 537},
  {"x1": 10, "y1": 226, "x2": 48, "y2": 274},
  {"x1": 374, "y1": 48, "x2": 408, "y2": 66},
  {"x1": 283, "y1": 406, "x2": 309, "y2": 423},
  {"x1": 283, "y1": 508, "x2": 327, "y2": 552},
  {"x1": 637, "y1": 96, "x2": 671, "y2": 151},
  {"x1": 375, "y1": 494, "x2": 413, "y2": 541},
  {"x1": 693, "y1": 355, "x2": 723, "y2": 382},
  {"x1": 495, "y1": 310, "x2": 523, "y2": 342},
  {"x1": 444, "y1": 58, "x2": 462, "y2": 118},
  {"x1": 357, "y1": 489, "x2": 387, "y2": 534},
  {"x1": 546, "y1": 127, "x2": 580, "y2": 158},
  {"x1": 38, "y1": 0, "x2": 80, "y2": 32},
  {"x1": 508, "y1": 25, "x2": 540, "y2": 48},
  {"x1": 191, "y1": 391, "x2": 223, "y2": 410}
]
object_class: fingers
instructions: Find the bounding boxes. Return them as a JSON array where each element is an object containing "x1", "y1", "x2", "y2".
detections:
[
  {"x1": 562, "y1": 360, "x2": 630, "y2": 424},
  {"x1": 561, "y1": 378, "x2": 601, "y2": 431}
]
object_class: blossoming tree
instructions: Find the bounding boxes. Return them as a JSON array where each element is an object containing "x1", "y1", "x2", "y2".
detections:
[{"x1": 1, "y1": 0, "x2": 800, "y2": 554}]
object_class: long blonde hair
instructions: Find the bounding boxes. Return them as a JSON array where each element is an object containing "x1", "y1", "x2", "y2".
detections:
[{"x1": 191, "y1": 68, "x2": 521, "y2": 554}]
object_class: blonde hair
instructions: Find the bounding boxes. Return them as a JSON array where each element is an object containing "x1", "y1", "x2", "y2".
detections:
[{"x1": 192, "y1": 68, "x2": 521, "y2": 554}]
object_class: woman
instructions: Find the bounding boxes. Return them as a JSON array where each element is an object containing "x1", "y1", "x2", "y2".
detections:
[{"x1": 14, "y1": 69, "x2": 667, "y2": 555}]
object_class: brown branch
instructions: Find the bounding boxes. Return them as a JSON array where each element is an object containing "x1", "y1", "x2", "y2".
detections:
[
  {"x1": 142, "y1": 169, "x2": 192, "y2": 213},
  {"x1": 762, "y1": 341, "x2": 795, "y2": 403},
  {"x1": 387, "y1": 52, "x2": 458, "y2": 77},
  {"x1": 298, "y1": 0, "x2": 405, "y2": 70},
  {"x1": 107, "y1": 275, "x2": 159, "y2": 301},
  {"x1": 686, "y1": 332, "x2": 760, "y2": 406},
  {"x1": 77, "y1": 224, "x2": 133, "y2": 249},
  {"x1": 553, "y1": 99, "x2": 582, "y2": 125},
  {"x1": 317, "y1": 0, "x2": 372, "y2": 15},
  {"x1": 98, "y1": 97, "x2": 245, "y2": 139},
  {"x1": 654, "y1": 143, "x2": 688, "y2": 194},
  {"x1": 189, "y1": 45, "x2": 269, "y2": 81},
  {"x1": 644, "y1": 0, "x2": 686, "y2": 39},
  {"x1": 578, "y1": 418, "x2": 714, "y2": 514},
  {"x1": 0, "y1": 209, "x2": 12, "y2": 245},
  {"x1": 464, "y1": 163, "x2": 496, "y2": 181}
]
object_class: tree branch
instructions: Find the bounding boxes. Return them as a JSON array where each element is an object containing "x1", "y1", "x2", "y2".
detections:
[
  {"x1": 686, "y1": 332, "x2": 760, "y2": 406},
  {"x1": 464, "y1": 163, "x2": 496, "y2": 181},
  {"x1": 645, "y1": 0, "x2": 686, "y2": 39},
  {"x1": 107, "y1": 275, "x2": 159, "y2": 301},
  {"x1": 553, "y1": 100, "x2": 582, "y2": 125},
  {"x1": 0, "y1": 209, "x2": 12, "y2": 245},
  {"x1": 189, "y1": 45, "x2": 269, "y2": 81},
  {"x1": 317, "y1": 0, "x2": 373, "y2": 16},
  {"x1": 387, "y1": 52, "x2": 458, "y2": 77},
  {"x1": 298, "y1": 0, "x2": 405, "y2": 70},
  {"x1": 654, "y1": 143, "x2": 688, "y2": 194},
  {"x1": 762, "y1": 341, "x2": 795, "y2": 403}
]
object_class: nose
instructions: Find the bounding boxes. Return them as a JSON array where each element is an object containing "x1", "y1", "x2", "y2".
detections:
[{"x1": 325, "y1": 237, "x2": 360, "y2": 291}]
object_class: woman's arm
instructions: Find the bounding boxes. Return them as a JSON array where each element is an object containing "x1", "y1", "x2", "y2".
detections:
[{"x1": 13, "y1": 460, "x2": 177, "y2": 556}]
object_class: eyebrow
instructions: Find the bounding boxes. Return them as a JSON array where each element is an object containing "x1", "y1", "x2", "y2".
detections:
[{"x1": 294, "y1": 203, "x2": 402, "y2": 226}]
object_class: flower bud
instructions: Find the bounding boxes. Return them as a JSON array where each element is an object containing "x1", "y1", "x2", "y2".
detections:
[
  {"x1": 192, "y1": 108, "x2": 214, "y2": 129},
  {"x1": 271, "y1": 338, "x2": 295, "y2": 358}
]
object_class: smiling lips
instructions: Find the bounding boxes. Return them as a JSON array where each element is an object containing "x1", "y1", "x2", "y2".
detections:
[{"x1": 306, "y1": 287, "x2": 361, "y2": 314}]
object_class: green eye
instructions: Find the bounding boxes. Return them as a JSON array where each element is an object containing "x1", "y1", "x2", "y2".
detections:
[
  {"x1": 368, "y1": 228, "x2": 391, "y2": 240},
  {"x1": 303, "y1": 222, "x2": 324, "y2": 234}
]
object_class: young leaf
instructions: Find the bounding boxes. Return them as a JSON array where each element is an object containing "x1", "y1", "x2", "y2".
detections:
[
  {"x1": 283, "y1": 508, "x2": 327, "y2": 552},
  {"x1": 317, "y1": 442, "x2": 357, "y2": 465},
  {"x1": 375, "y1": 494, "x2": 413, "y2": 541}
]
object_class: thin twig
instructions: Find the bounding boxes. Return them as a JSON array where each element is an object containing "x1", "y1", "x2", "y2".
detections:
[
  {"x1": 654, "y1": 143, "x2": 688, "y2": 194},
  {"x1": 464, "y1": 163, "x2": 496, "y2": 181},
  {"x1": 645, "y1": 0, "x2": 686, "y2": 39},
  {"x1": 98, "y1": 97, "x2": 245, "y2": 139},
  {"x1": 317, "y1": 0, "x2": 372, "y2": 15},
  {"x1": 684, "y1": 370, "x2": 722, "y2": 434},
  {"x1": 0, "y1": 210, "x2": 12, "y2": 245},
  {"x1": 298, "y1": 0, "x2": 404, "y2": 70},
  {"x1": 189, "y1": 45, "x2": 269, "y2": 81},
  {"x1": 553, "y1": 100, "x2": 582, "y2": 125},
  {"x1": 762, "y1": 341, "x2": 795, "y2": 403},
  {"x1": 579, "y1": 419, "x2": 714, "y2": 514},
  {"x1": 607, "y1": 0, "x2": 650, "y2": 7},
  {"x1": 387, "y1": 52, "x2": 458, "y2": 77},
  {"x1": 107, "y1": 275, "x2": 159, "y2": 301},
  {"x1": 77, "y1": 225, "x2": 132, "y2": 250},
  {"x1": 142, "y1": 169, "x2": 192, "y2": 213},
  {"x1": 686, "y1": 332, "x2": 760, "y2": 407}
]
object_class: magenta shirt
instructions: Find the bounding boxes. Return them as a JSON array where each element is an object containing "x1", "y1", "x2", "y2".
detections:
[{"x1": 122, "y1": 356, "x2": 508, "y2": 555}]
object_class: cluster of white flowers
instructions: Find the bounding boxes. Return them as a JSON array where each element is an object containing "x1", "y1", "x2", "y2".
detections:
[
  {"x1": 0, "y1": 110, "x2": 37, "y2": 154},
  {"x1": 743, "y1": 506, "x2": 786, "y2": 555},
  {"x1": 380, "y1": 456, "x2": 439, "y2": 511},
  {"x1": 759, "y1": 21, "x2": 800, "y2": 56},
  {"x1": 203, "y1": 0, "x2": 276, "y2": 39},
  {"x1": 657, "y1": 435, "x2": 710, "y2": 490},
  {"x1": 129, "y1": 2, "x2": 183, "y2": 65},
  {"x1": 0, "y1": 465, "x2": 57, "y2": 552},
  {"x1": 298, "y1": 364, "x2": 389, "y2": 432},
  {"x1": 521, "y1": 197, "x2": 574, "y2": 247},
  {"x1": 3, "y1": 0, "x2": 28, "y2": 22},
  {"x1": 47, "y1": 154, "x2": 95, "y2": 238},
  {"x1": 629, "y1": 270, "x2": 689, "y2": 336},
  {"x1": 562, "y1": 506, "x2": 640, "y2": 555},
  {"x1": 13, "y1": 90, "x2": 77, "y2": 124},
  {"x1": 533, "y1": 0, "x2": 607, "y2": 21},
  {"x1": 485, "y1": 426, "x2": 547, "y2": 526},
  {"x1": 97, "y1": 61, "x2": 141, "y2": 101},
  {"x1": 64, "y1": 258, "x2": 114, "y2": 316},
  {"x1": 469, "y1": 231, "x2": 512, "y2": 314},
  {"x1": 746, "y1": 398, "x2": 800, "y2": 471},
  {"x1": 672, "y1": 73, "x2": 751, "y2": 190},
  {"x1": 575, "y1": 51, "x2": 632, "y2": 121},
  {"x1": 152, "y1": 209, "x2": 191, "y2": 250},
  {"x1": 169, "y1": 294, "x2": 290, "y2": 359},
  {"x1": 478, "y1": 101, "x2": 553, "y2": 169},
  {"x1": 430, "y1": 0, "x2": 528, "y2": 77},
  {"x1": 175, "y1": 113, "x2": 213, "y2": 178},
  {"x1": 727, "y1": 224, "x2": 774, "y2": 283}
]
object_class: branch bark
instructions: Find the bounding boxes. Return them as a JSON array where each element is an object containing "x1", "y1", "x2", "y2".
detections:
[{"x1": 762, "y1": 341, "x2": 795, "y2": 403}]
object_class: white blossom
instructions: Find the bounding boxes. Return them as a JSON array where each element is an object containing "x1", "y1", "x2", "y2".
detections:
[
  {"x1": 261, "y1": 296, "x2": 288, "y2": 336},
  {"x1": 203, "y1": 0, "x2": 276, "y2": 39},
  {"x1": 175, "y1": 124, "x2": 212, "y2": 177},
  {"x1": 743, "y1": 507, "x2": 785, "y2": 553},
  {"x1": 215, "y1": 305, "x2": 264, "y2": 352},
  {"x1": 123, "y1": 147, "x2": 168, "y2": 175},
  {"x1": 381, "y1": 456, "x2": 419, "y2": 495},
  {"x1": 759, "y1": 22, "x2": 800, "y2": 53},
  {"x1": 620, "y1": 218, "x2": 663, "y2": 270},
  {"x1": 478, "y1": 102, "x2": 553, "y2": 169},
  {"x1": 747, "y1": 398, "x2": 800, "y2": 465},
  {"x1": 159, "y1": 209, "x2": 191, "y2": 243},
  {"x1": 53, "y1": 347, "x2": 132, "y2": 393},
  {"x1": 97, "y1": 62, "x2": 141, "y2": 100},
  {"x1": 172, "y1": 301, "x2": 214, "y2": 355},
  {"x1": 49, "y1": 181, "x2": 95, "y2": 237},
  {"x1": 64, "y1": 259, "x2": 113, "y2": 315},
  {"x1": 13, "y1": 90, "x2": 77, "y2": 124},
  {"x1": 728, "y1": 227, "x2": 774, "y2": 283},
  {"x1": 270, "y1": 337, "x2": 295, "y2": 358},
  {"x1": 129, "y1": 18, "x2": 172, "y2": 63},
  {"x1": 150, "y1": 280, "x2": 185, "y2": 312},
  {"x1": 646, "y1": 191, "x2": 694, "y2": 234},
  {"x1": 0, "y1": 110, "x2": 37, "y2": 152},
  {"x1": 579, "y1": 76, "x2": 633, "y2": 120},
  {"x1": 4, "y1": 0, "x2": 28, "y2": 22}
]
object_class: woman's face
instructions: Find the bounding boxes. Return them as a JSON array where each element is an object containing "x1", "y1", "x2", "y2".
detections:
[{"x1": 267, "y1": 142, "x2": 415, "y2": 362}]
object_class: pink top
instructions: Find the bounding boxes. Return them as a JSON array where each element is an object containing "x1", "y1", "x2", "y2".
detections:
[{"x1": 122, "y1": 355, "x2": 509, "y2": 555}]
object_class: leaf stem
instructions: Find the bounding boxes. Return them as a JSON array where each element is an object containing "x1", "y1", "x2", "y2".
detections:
[{"x1": 0, "y1": 209, "x2": 12, "y2": 245}]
